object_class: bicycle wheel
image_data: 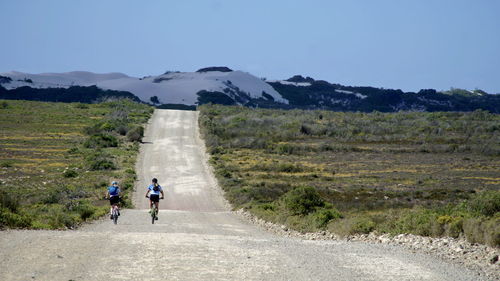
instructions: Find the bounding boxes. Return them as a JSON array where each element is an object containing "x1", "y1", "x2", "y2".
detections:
[
  {"x1": 151, "y1": 206, "x2": 156, "y2": 224},
  {"x1": 113, "y1": 209, "x2": 118, "y2": 225}
]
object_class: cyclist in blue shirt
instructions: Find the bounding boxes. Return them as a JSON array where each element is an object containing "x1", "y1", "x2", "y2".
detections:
[
  {"x1": 106, "y1": 181, "x2": 121, "y2": 219},
  {"x1": 144, "y1": 178, "x2": 164, "y2": 219}
]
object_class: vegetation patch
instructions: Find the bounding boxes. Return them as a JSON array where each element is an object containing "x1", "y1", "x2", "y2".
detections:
[
  {"x1": 0, "y1": 99, "x2": 153, "y2": 229},
  {"x1": 199, "y1": 104, "x2": 500, "y2": 246}
]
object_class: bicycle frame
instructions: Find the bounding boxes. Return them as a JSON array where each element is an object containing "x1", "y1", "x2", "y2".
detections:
[{"x1": 111, "y1": 204, "x2": 119, "y2": 224}]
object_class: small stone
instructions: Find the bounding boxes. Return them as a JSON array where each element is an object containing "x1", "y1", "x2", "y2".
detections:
[{"x1": 489, "y1": 255, "x2": 498, "y2": 264}]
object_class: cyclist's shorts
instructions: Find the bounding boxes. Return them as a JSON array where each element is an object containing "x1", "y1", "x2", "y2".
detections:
[
  {"x1": 150, "y1": 194, "x2": 160, "y2": 202},
  {"x1": 109, "y1": 196, "x2": 120, "y2": 205}
]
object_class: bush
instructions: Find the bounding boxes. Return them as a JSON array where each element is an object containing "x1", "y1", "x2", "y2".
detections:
[
  {"x1": 392, "y1": 208, "x2": 437, "y2": 236},
  {"x1": 86, "y1": 151, "x2": 116, "y2": 170},
  {"x1": 467, "y1": 190, "x2": 500, "y2": 217},
  {"x1": 311, "y1": 208, "x2": 343, "y2": 228},
  {"x1": 83, "y1": 134, "x2": 118, "y2": 148},
  {"x1": 73, "y1": 201, "x2": 96, "y2": 220},
  {"x1": 0, "y1": 191, "x2": 19, "y2": 212},
  {"x1": 63, "y1": 170, "x2": 78, "y2": 178},
  {"x1": 282, "y1": 186, "x2": 325, "y2": 215},
  {"x1": 0, "y1": 208, "x2": 31, "y2": 228},
  {"x1": 277, "y1": 163, "x2": 303, "y2": 173},
  {"x1": 463, "y1": 216, "x2": 500, "y2": 247},
  {"x1": 73, "y1": 103, "x2": 88, "y2": 109},
  {"x1": 117, "y1": 125, "x2": 129, "y2": 136},
  {"x1": 329, "y1": 216, "x2": 376, "y2": 236},
  {"x1": 127, "y1": 126, "x2": 144, "y2": 142},
  {"x1": 0, "y1": 161, "x2": 13, "y2": 168}
]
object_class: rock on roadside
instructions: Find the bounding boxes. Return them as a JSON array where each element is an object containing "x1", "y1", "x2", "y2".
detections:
[{"x1": 235, "y1": 209, "x2": 500, "y2": 281}]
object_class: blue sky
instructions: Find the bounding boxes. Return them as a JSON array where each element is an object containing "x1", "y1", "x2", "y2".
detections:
[{"x1": 1, "y1": 0, "x2": 499, "y2": 93}]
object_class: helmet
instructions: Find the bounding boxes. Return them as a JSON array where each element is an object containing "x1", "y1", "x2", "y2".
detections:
[
  {"x1": 152, "y1": 178, "x2": 158, "y2": 183},
  {"x1": 112, "y1": 181, "x2": 118, "y2": 185}
]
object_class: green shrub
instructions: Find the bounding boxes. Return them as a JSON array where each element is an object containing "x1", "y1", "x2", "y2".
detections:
[
  {"x1": 74, "y1": 201, "x2": 96, "y2": 220},
  {"x1": 392, "y1": 209, "x2": 437, "y2": 236},
  {"x1": 67, "y1": 147, "x2": 79, "y2": 154},
  {"x1": 0, "y1": 207, "x2": 31, "y2": 228},
  {"x1": 45, "y1": 204, "x2": 79, "y2": 228},
  {"x1": 463, "y1": 216, "x2": 500, "y2": 247},
  {"x1": 277, "y1": 163, "x2": 303, "y2": 173},
  {"x1": 30, "y1": 220, "x2": 52, "y2": 229},
  {"x1": 63, "y1": 170, "x2": 78, "y2": 178},
  {"x1": 0, "y1": 161, "x2": 13, "y2": 168},
  {"x1": 467, "y1": 190, "x2": 500, "y2": 216},
  {"x1": 83, "y1": 134, "x2": 118, "y2": 148},
  {"x1": 444, "y1": 216, "x2": 464, "y2": 238},
  {"x1": 117, "y1": 125, "x2": 129, "y2": 136},
  {"x1": 282, "y1": 186, "x2": 325, "y2": 215},
  {"x1": 311, "y1": 208, "x2": 343, "y2": 228},
  {"x1": 328, "y1": 216, "x2": 376, "y2": 236},
  {"x1": 127, "y1": 126, "x2": 144, "y2": 142},
  {"x1": 89, "y1": 158, "x2": 115, "y2": 170},
  {"x1": 86, "y1": 151, "x2": 116, "y2": 170},
  {"x1": 73, "y1": 103, "x2": 88, "y2": 109},
  {"x1": 0, "y1": 191, "x2": 19, "y2": 212}
]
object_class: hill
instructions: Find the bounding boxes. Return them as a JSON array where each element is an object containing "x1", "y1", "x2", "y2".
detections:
[
  {"x1": 1, "y1": 70, "x2": 499, "y2": 112},
  {"x1": 0, "y1": 69, "x2": 286, "y2": 106},
  {"x1": 268, "y1": 75, "x2": 500, "y2": 113}
]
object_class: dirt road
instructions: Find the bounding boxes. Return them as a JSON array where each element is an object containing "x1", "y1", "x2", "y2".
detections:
[{"x1": 0, "y1": 110, "x2": 486, "y2": 280}]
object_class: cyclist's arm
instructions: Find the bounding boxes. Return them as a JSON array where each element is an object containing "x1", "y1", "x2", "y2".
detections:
[
  {"x1": 105, "y1": 190, "x2": 110, "y2": 199},
  {"x1": 160, "y1": 189, "x2": 165, "y2": 199},
  {"x1": 145, "y1": 189, "x2": 150, "y2": 197}
]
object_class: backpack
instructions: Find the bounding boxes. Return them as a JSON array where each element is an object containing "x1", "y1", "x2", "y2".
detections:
[
  {"x1": 153, "y1": 184, "x2": 160, "y2": 192},
  {"x1": 109, "y1": 186, "x2": 118, "y2": 196}
]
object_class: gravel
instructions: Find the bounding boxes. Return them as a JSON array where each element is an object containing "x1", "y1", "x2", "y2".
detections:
[{"x1": 236, "y1": 209, "x2": 500, "y2": 280}]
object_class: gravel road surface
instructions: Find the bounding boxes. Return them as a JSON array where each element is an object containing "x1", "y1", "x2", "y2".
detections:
[{"x1": 0, "y1": 110, "x2": 487, "y2": 281}]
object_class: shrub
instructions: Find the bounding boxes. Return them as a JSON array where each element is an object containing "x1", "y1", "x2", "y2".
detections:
[
  {"x1": 127, "y1": 126, "x2": 144, "y2": 142},
  {"x1": 63, "y1": 170, "x2": 78, "y2": 178},
  {"x1": 83, "y1": 134, "x2": 118, "y2": 148},
  {"x1": 392, "y1": 209, "x2": 437, "y2": 236},
  {"x1": 463, "y1": 216, "x2": 500, "y2": 247},
  {"x1": 117, "y1": 125, "x2": 129, "y2": 136},
  {"x1": 277, "y1": 163, "x2": 303, "y2": 173},
  {"x1": 89, "y1": 158, "x2": 115, "y2": 170},
  {"x1": 467, "y1": 190, "x2": 500, "y2": 217},
  {"x1": 86, "y1": 151, "x2": 116, "y2": 170},
  {"x1": 0, "y1": 161, "x2": 13, "y2": 168},
  {"x1": 0, "y1": 191, "x2": 19, "y2": 212},
  {"x1": 0, "y1": 207, "x2": 31, "y2": 228},
  {"x1": 74, "y1": 201, "x2": 96, "y2": 220},
  {"x1": 282, "y1": 186, "x2": 325, "y2": 215},
  {"x1": 1, "y1": 101, "x2": 8, "y2": 109},
  {"x1": 73, "y1": 103, "x2": 88, "y2": 109},
  {"x1": 328, "y1": 216, "x2": 376, "y2": 236},
  {"x1": 311, "y1": 208, "x2": 343, "y2": 228},
  {"x1": 67, "y1": 147, "x2": 79, "y2": 154}
]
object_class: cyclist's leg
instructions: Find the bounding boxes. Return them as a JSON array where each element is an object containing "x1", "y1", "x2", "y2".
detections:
[{"x1": 109, "y1": 199, "x2": 114, "y2": 218}]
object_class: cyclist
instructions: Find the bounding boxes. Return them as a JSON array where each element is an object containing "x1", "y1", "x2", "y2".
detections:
[
  {"x1": 106, "y1": 181, "x2": 121, "y2": 219},
  {"x1": 145, "y1": 178, "x2": 164, "y2": 220}
]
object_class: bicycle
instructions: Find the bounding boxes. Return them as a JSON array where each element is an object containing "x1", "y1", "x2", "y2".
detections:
[
  {"x1": 105, "y1": 196, "x2": 120, "y2": 225},
  {"x1": 111, "y1": 204, "x2": 119, "y2": 225},
  {"x1": 146, "y1": 196, "x2": 163, "y2": 224}
]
